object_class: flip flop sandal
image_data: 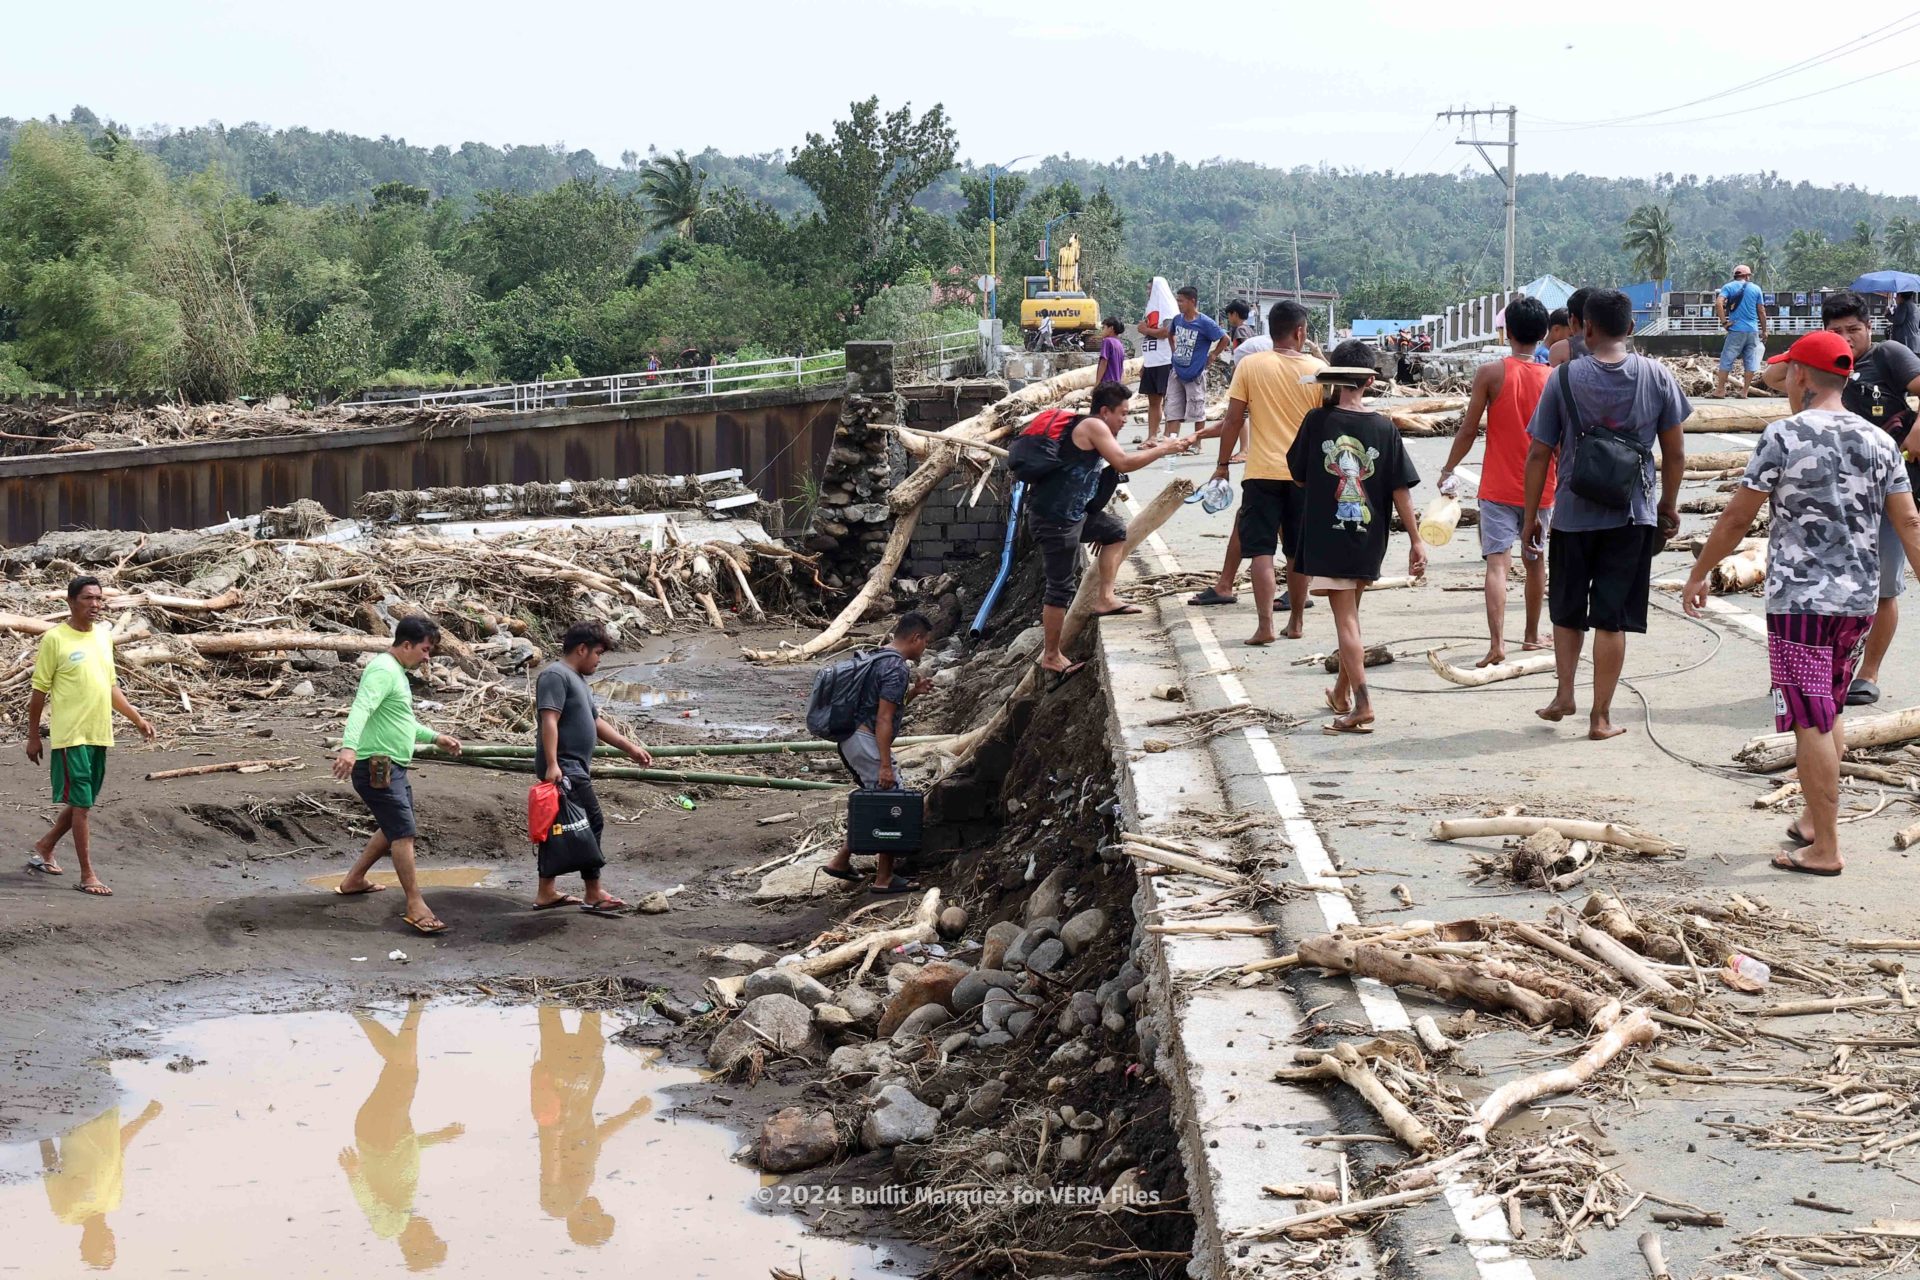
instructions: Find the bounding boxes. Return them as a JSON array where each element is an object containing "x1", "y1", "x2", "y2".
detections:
[
  {"x1": 1324, "y1": 689, "x2": 1352, "y2": 715},
  {"x1": 531, "y1": 894, "x2": 582, "y2": 911},
  {"x1": 1772, "y1": 851, "x2": 1842, "y2": 877},
  {"x1": 818, "y1": 866, "x2": 861, "y2": 885},
  {"x1": 73, "y1": 882, "x2": 112, "y2": 896},
  {"x1": 1187, "y1": 588, "x2": 1238, "y2": 606},
  {"x1": 334, "y1": 883, "x2": 388, "y2": 897},
  {"x1": 580, "y1": 899, "x2": 628, "y2": 915},
  {"x1": 26, "y1": 856, "x2": 63, "y2": 876},
  {"x1": 869, "y1": 878, "x2": 922, "y2": 896},
  {"x1": 1093, "y1": 605, "x2": 1145, "y2": 617},
  {"x1": 1045, "y1": 662, "x2": 1088, "y2": 692},
  {"x1": 401, "y1": 913, "x2": 449, "y2": 935},
  {"x1": 1847, "y1": 678, "x2": 1882, "y2": 706},
  {"x1": 1785, "y1": 821, "x2": 1812, "y2": 848},
  {"x1": 1322, "y1": 720, "x2": 1375, "y2": 736}
]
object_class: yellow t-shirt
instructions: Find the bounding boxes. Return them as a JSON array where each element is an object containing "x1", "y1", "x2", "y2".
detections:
[
  {"x1": 31, "y1": 623, "x2": 117, "y2": 750},
  {"x1": 1227, "y1": 349, "x2": 1329, "y2": 481},
  {"x1": 42, "y1": 1107, "x2": 125, "y2": 1225}
]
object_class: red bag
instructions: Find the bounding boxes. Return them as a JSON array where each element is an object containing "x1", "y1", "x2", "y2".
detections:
[
  {"x1": 527, "y1": 781, "x2": 560, "y2": 844},
  {"x1": 1007, "y1": 407, "x2": 1084, "y2": 483}
]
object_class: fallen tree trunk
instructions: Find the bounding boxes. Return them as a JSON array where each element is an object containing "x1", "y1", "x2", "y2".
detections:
[
  {"x1": 1430, "y1": 816, "x2": 1680, "y2": 856},
  {"x1": 1296, "y1": 934, "x2": 1579, "y2": 1026},
  {"x1": 747, "y1": 360, "x2": 1140, "y2": 664},
  {"x1": 1427, "y1": 649, "x2": 1556, "y2": 687},
  {"x1": 1683, "y1": 450, "x2": 1753, "y2": 472},
  {"x1": 1232, "y1": 1186, "x2": 1445, "y2": 1243},
  {"x1": 941, "y1": 478, "x2": 1194, "y2": 765},
  {"x1": 1463, "y1": 1008, "x2": 1657, "y2": 1143},
  {"x1": 1737, "y1": 706, "x2": 1920, "y2": 771},
  {"x1": 1681, "y1": 400, "x2": 1794, "y2": 433},
  {"x1": 1708, "y1": 543, "x2": 1766, "y2": 593},
  {"x1": 705, "y1": 889, "x2": 942, "y2": 1006},
  {"x1": 1324, "y1": 644, "x2": 1393, "y2": 674}
]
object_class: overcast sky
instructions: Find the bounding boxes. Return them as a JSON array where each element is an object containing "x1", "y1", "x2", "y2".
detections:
[{"x1": 11, "y1": 0, "x2": 1920, "y2": 194}]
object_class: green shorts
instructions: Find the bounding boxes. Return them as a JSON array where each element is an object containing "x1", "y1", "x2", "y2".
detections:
[{"x1": 51, "y1": 745, "x2": 108, "y2": 809}]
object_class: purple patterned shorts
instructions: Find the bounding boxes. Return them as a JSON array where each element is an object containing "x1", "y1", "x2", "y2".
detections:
[{"x1": 1767, "y1": 613, "x2": 1874, "y2": 734}]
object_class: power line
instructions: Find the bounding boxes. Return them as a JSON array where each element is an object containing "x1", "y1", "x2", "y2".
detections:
[
  {"x1": 1534, "y1": 11, "x2": 1920, "y2": 132},
  {"x1": 1557, "y1": 52, "x2": 1920, "y2": 132}
]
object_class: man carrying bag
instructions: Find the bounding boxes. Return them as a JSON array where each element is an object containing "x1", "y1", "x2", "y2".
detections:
[{"x1": 813, "y1": 612, "x2": 933, "y2": 895}]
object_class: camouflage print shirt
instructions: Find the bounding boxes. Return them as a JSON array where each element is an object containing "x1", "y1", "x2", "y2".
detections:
[{"x1": 1742, "y1": 408, "x2": 1911, "y2": 616}]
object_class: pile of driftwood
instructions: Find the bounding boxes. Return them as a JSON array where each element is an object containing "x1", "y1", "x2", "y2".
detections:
[
  {"x1": 0, "y1": 505, "x2": 820, "y2": 735},
  {"x1": 0, "y1": 397, "x2": 486, "y2": 457},
  {"x1": 1659, "y1": 355, "x2": 1787, "y2": 399}
]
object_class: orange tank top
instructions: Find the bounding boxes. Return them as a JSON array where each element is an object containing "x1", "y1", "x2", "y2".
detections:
[{"x1": 1480, "y1": 357, "x2": 1553, "y2": 507}]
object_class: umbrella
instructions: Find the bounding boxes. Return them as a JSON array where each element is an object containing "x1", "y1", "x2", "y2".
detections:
[{"x1": 1849, "y1": 271, "x2": 1920, "y2": 294}]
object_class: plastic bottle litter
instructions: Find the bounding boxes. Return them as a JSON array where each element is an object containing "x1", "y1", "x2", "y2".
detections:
[
  {"x1": 1726, "y1": 953, "x2": 1770, "y2": 988},
  {"x1": 1418, "y1": 494, "x2": 1461, "y2": 546},
  {"x1": 671, "y1": 794, "x2": 696, "y2": 811}
]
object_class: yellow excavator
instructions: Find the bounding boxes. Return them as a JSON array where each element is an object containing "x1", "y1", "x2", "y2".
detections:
[{"x1": 1019, "y1": 232, "x2": 1100, "y2": 350}]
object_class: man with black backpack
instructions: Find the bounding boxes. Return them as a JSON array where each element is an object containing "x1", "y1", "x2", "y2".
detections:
[
  {"x1": 1522, "y1": 288, "x2": 1688, "y2": 741},
  {"x1": 1011, "y1": 381, "x2": 1198, "y2": 682},
  {"x1": 817, "y1": 612, "x2": 934, "y2": 895}
]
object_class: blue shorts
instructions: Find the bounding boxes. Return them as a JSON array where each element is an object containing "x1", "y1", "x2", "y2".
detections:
[{"x1": 1718, "y1": 331, "x2": 1764, "y2": 373}]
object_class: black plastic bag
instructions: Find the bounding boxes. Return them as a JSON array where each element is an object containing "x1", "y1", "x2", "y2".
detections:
[{"x1": 536, "y1": 792, "x2": 605, "y2": 879}]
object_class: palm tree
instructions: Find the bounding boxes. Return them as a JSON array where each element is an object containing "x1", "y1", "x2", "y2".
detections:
[
  {"x1": 1786, "y1": 227, "x2": 1828, "y2": 258},
  {"x1": 1853, "y1": 219, "x2": 1878, "y2": 251},
  {"x1": 1887, "y1": 216, "x2": 1920, "y2": 269},
  {"x1": 1621, "y1": 204, "x2": 1677, "y2": 284},
  {"x1": 1737, "y1": 234, "x2": 1774, "y2": 285},
  {"x1": 640, "y1": 150, "x2": 710, "y2": 239}
]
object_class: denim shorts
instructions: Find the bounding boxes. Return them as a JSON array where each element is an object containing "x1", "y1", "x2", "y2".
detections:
[{"x1": 1718, "y1": 330, "x2": 1764, "y2": 373}]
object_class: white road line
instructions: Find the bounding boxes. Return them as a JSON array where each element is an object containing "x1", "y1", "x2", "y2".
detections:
[
  {"x1": 1125, "y1": 499, "x2": 1536, "y2": 1280},
  {"x1": 1706, "y1": 433, "x2": 1756, "y2": 449},
  {"x1": 1701, "y1": 595, "x2": 1768, "y2": 638}
]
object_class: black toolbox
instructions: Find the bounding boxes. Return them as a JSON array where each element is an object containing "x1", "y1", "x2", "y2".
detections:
[{"x1": 848, "y1": 788, "x2": 924, "y2": 855}]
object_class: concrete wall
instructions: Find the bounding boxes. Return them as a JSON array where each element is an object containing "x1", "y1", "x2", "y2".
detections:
[
  {"x1": 0, "y1": 386, "x2": 842, "y2": 545},
  {"x1": 897, "y1": 382, "x2": 1011, "y2": 579}
]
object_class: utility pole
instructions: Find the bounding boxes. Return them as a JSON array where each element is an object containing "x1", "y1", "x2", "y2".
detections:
[
  {"x1": 1291, "y1": 230, "x2": 1302, "y2": 300},
  {"x1": 1436, "y1": 105, "x2": 1518, "y2": 292}
]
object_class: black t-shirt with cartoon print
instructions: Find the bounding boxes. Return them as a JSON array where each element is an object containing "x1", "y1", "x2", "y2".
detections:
[{"x1": 1285, "y1": 406, "x2": 1421, "y2": 581}]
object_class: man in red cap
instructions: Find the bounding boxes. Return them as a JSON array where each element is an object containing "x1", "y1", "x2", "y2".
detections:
[{"x1": 1683, "y1": 331, "x2": 1920, "y2": 876}]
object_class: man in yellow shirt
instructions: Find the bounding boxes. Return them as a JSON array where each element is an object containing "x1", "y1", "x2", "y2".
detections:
[
  {"x1": 25, "y1": 576, "x2": 154, "y2": 897},
  {"x1": 1200, "y1": 302, "x2": 1329, "y2": 644}
]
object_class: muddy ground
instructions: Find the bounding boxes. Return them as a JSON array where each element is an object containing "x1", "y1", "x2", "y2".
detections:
[{"x1": 0, "y1": 621, "x2": 845, "y2": 1140}]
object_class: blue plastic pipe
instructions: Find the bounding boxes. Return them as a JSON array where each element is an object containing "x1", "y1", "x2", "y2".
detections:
[{"x1": 970, "y1": 480, "x2": 1026, "y2": 637}]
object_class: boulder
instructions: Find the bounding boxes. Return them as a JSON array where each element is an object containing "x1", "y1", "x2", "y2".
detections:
[
  {"x1": 635, "y1": 891, "x2": 672, "y2": 914},
  {"x1": 743, "y1": 966, "x2": 834, "y2": 1009},
  {"x1": 1070, "y1": 991, "x2": 1100, "y2": 1027},
  {"x1": 813, "y1": 1004, "x2": 856, "y2": 1033},
  {"x1": 707, "y1": 994, "x2": 823, "y2": 1072},
  {"x1": 1005, "y1": 626, "x2": 1044, "y2": 664},
  {"x1": 958, "y1": 1080, "x2": 1006, "y2": 1126},
  {"x1": 981, "y1": 987, "x2": 1023, "y2": 1032},
  {"x1": 1025, "y1": 867, "x2": 1071, "y2": 924},
  {"x1": 975, "y1": 1030, "x2": 1012, "y2": 1049},
  {"x1": 1005, "y1": 1010, "x2": 1035, "y2": 1037},
  {"x1": 862, "y1": 1085, "x2": 940, "y2": 1149},
  {"x1": 952, "y1": 969, "x2": 1020, "y2": 1013},
  {"x1": 707, "y1": 942, "x2": 776, "y2": 969},
  {"x1": 837, "y1": 984, "x2": 882, "y2": 1029},
  {"x1": 1048, "y1": 1039, "x2": 1092, "y2": 1070},
  {"x1": 937, "y1": 905, "x2": 969, "y2": 940},
  {"x1": 1056, "y1": 1133, "x2": 1089, "y2": 1166},
  {"x1": 1060, "y1": 908, "x2": 1109, "y2": 956},
  {"x1": 828, "y1": 1044, "x2": 883, "y2": 1079},
  {"x1": 875, "y1": 961, "x2": 968, "y2": 1038},
  {"x1": 1005, "y1": 921, "x2": 1058, "y2": 971},
  {"x1": 980, "y1": 920, "x2": 1024, "y2": 971},
  {"x1": 758, "y1": 1107, "x2": 839, "y2": 1173},
  {"x1": 939, "y1": 1032, "x2": 972, "y2": 1056},
  {"x1": 753, "y1": 855, "x2": 835, "y2": 901},
  {"x1": 1024, "y1": 938, "x2": 1066, "y2": 975},
  {"x1": 891, "y1": 1003, "x2": 953, "y2": 1043}
]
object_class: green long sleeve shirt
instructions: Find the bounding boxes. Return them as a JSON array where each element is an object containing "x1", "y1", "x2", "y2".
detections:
[{"x1": 341, "y1": 653, "x2": 437, "y2": 764}]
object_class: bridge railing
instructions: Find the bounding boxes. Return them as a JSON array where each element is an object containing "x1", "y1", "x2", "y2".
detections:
[
  {"x1": 344, "y1": 350, "x2": 849, "y2": 413},
  {"x1": 892, "y1": 329, "x2": 984, "y2": 380}
]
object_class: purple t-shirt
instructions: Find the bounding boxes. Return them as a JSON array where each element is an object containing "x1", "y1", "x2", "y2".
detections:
[{"x1": 1098, "y1": 336, "x2": 1126, "y2": 385}]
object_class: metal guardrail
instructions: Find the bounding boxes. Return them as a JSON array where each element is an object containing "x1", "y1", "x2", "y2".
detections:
[
  {"x1": 344, "y1": 351, "x2": 848, "y2": 412},
  {"x1": 892, "y1": 329, "x2": 983, "y2": 380}
]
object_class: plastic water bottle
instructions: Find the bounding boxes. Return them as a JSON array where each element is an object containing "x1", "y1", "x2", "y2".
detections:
[
  {"x1": 671, "y1": 794, "x2": 696, "y2": 811},
  {"x1": 1727, "y1": 953, "x2": 1771, "y2": 987}
]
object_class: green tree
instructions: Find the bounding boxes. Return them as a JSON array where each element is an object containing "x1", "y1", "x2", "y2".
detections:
[
  {"x1": 639, "y1": 150, "x2": 710, "y2": 239},
  {"x1": 1737, "y1": 234, "x2": 1774, "y2": 286},
  {"x1": 1887, "y1": 216, "x2": 1920, "y2": 269},
  {"x1": 1621, "y1": 204, "x2": 1677, "y2": 283},
  {"x1": 1853, "y1": 219, "x2": 1878, "y2": 251},
  {"x1": 787, "y1": 97, "x2": 957, "y2": 306}
]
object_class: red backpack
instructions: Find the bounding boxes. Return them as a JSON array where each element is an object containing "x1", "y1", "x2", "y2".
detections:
[{"x1": 1007, "y1": 408, "x2": 1086, "y2": 482}]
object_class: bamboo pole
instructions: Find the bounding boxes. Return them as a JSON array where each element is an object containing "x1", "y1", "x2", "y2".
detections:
[
  {"x1": 412, "y1": 748, "x2": 839, "y2": 790},
  {"x1": 144, "y1": 756, "x2": 302, "y2": 781},
  {"x1": 448, "y1": 735, "x2": 955, "y2": 760}
]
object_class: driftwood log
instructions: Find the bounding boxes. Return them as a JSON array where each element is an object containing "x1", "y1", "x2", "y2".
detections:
[
  {"x1": 1708, "y1": 543, "x2": 1766, "y2": 593},
  {"x1": 1737, "y1": 706, "x2": 1920, "y2": 771},
  {"x1": 1680, "y1": 400, "x2": 1793, "y2": 433},
  {"x1": 144, "y1": 756, "x2": 302, "y2": 781},
  {"x1": 745, "y1": 359, "x2": 1140, "y2": 663},
  {"x1": 705, "y1": 888, "x2": 942, "y2": 1007},
  {"x1": 1430, "y1": 816, "x2": 1680, "y2": 856},
  {"x1": 1464, "y1": 1008, "x2": 1656, "y2": 1142},
  {"x1": 1273, "y1": 1041, "x2": 1439, "y2": 1152},
  {"x1": 1427, "y1": 649, "x2": 1556, "y2": 687},
  {"x1": 1296, "y1": 934, "x2": 1581, "y2": 1027}
]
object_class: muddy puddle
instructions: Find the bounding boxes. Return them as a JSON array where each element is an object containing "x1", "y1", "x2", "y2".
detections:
[
  {"x1": 303, "y1": 866, "x2": 507, "y2": 891},
  {"x1": 0, "y1": 1003, "x2": 902, "y2": 1278}
]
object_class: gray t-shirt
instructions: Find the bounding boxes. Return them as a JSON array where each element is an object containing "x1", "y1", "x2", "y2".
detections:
[
  {"x1": 856, "y1": 649, "x2": 911, "y2": 731},
  {"x1": 1743, "y1": 407, "x2": 1910, "y2": 616},
  {"x1": 534, "y1": 661, "x2": 599, "y2": 778},
  {"x1": 1528, "y1": 353, "x2": 1690, "y2": 532}
]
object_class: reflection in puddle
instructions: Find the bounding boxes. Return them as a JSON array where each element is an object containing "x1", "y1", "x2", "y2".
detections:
[
  {"x1": 0, "y1": 1004, "x2": 899, "y2": 1277},
  {"x1": 304, "y1": 866, "x2": 505, "y2": 891},
  {"x1": 590, "y1": 678, "x2": 692, "y2": 710}
]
